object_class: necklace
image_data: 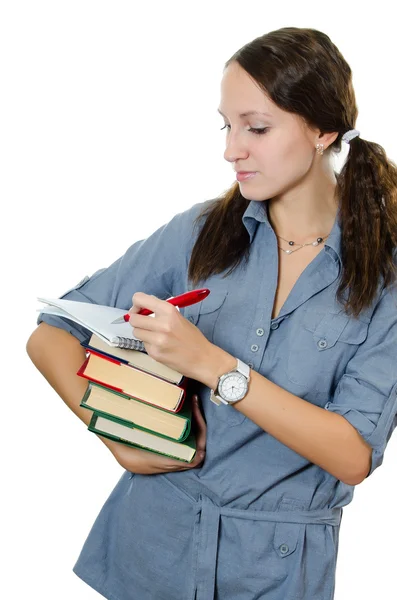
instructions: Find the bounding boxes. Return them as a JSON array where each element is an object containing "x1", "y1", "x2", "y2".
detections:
[{"x1": 276, "y1": 232, "x2": 331, "y2": 255}]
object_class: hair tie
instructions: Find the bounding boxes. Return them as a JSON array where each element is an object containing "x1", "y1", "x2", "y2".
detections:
[{"x1": 342, "y1": 129, "x2": 360, "y2": 144}]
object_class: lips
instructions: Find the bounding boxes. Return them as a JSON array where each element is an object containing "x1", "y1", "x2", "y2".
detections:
[{"x1": 236, "y1": 171, "x2": 257, "y2": 182}]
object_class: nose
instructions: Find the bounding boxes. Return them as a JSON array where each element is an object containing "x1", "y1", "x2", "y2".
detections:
[{"x1": 223, "y1": 130, "x2": 249, "y2": 164}]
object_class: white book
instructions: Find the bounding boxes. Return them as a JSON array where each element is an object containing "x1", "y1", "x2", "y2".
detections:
[
  {"x1": 90, "y1": 414, "x2": 196, "y2": 462},
  {"x1": 37, "y1": 296, "x2": 154, "y2": 350}
]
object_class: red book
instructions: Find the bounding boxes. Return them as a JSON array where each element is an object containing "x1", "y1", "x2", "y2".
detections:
[{"x1": 77, "y1": 352, "x2": 187, "y2": 413}]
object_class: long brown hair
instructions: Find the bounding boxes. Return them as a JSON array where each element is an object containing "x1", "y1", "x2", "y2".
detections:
[{"x1": 188, "y1": 27, "x2": 397, "y2": 318}]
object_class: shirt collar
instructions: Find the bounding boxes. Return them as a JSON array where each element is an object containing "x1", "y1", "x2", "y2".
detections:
[
  {"x1": 242, "y1": 199, "x2": 271, "y2": 242},
  {"x1": 242, "y1": 199, "x2": 342, "y2": 266},
  {"x1": 323, "y1": 203, "x2": 342, "y2": 265}
]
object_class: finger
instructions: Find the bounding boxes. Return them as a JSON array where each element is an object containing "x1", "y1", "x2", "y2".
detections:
[
  {"x1": 159, "y1": 435, "x2": 205, "y2": 471},
  {"x1": 175, "y1": 460, "x2": 204, "y2": 471},
  {"x1": 154, "y1": 450, "x2": 199, "y2": 469},
  {"x1": 127, "y1": 327, "x2": 158, "y2": 346},
  {"x1": 160, "y1": 456, "x2": 203, "y2": 471},
  {"x1": 189, "y1": 447, "x2": 206, "y2": 468},
  {"x1": 192, "y1": 394, "x2": 207, "y2": 429},
  {"x1": 128, "y1": 313, "x2": 159, "y2": 331},
  {"x1": 175, "y1": 450, "x2": 205, "y2": 470},
  {"x1": 130, "y1": 292, "x2": 169, "y2": 316},
  {"x1": 193, "y1": 416, "x2": 206, "y2": 454},
  {"x1": 191, "y1": 396, "x2": 207, "y2": 452},
  {"x1": 150, "y1": 455, "x2": 192, "y2": 471}
]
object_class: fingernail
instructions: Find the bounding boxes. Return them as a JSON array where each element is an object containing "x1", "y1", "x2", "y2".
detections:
[{"x1": 198, "y1": 451, "x2": 205, "y2": 459}]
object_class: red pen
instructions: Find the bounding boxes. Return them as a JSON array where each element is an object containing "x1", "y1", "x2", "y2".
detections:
[{"x1": 111, "y1": 288, "x2": 211, "y2": 324}]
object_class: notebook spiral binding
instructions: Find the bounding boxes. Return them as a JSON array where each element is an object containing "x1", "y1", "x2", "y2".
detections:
[{"x1": 115, "y1": 337, "x2": 146, "y2": 351}]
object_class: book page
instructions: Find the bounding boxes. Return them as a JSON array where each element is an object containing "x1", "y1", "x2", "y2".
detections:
[
  {"x1": 94, "y1": 415, "x2": 194, "y2": 461},
  {"x1": 37, "y1": 297, "x2": 143, "y2": 344}
]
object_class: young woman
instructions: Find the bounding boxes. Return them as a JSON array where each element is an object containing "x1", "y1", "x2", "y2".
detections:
[{"x1": 27, "y1": 26, "x2": 397, "y2": 600}]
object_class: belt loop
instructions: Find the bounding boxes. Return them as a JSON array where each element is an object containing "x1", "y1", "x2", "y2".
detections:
[{"x1": 195, "y1": 495, "x2": 221, "y2": 600}]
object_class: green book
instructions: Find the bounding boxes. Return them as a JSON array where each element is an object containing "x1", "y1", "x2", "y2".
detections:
[
  {"x1": 89, "y1": 412, "x2": 197, "y2": 463},
  {"x1": 81, "y1": 382, "x2": 192, "y2": 442}
]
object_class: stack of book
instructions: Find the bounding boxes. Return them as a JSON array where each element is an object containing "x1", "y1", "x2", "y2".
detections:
[
  {"x1": 77, "y1": 334, "x2": 197, "y2": 462},
  {"x1": 37, "y1": 297, "x2": 197, "y2": 462}
]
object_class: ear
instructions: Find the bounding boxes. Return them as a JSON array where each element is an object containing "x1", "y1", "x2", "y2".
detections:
[{"x1": 318, "y1": 131, "x2": 339, "y2": 150}]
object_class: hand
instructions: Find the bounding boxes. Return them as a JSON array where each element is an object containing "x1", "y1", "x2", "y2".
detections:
[
  {"x1": 126, "y1": 291, "x2": 215, "y2": 383},
  {"x1": 113, "y1": 394, "x2": 207, "y2": 475}
]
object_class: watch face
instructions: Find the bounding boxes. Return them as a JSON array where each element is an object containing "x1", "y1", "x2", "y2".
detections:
[{"x1": 219, "y1": 372, "x2": 248, "y2": 402}]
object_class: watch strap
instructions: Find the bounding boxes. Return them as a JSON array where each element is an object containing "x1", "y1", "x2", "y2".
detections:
[{"x1": 236, "y1": 358, "x2": 250, "y2": 378}]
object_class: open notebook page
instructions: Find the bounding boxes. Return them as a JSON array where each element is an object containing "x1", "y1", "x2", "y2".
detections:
[{"x1": 37, "y1": 297, "x2": 150, "y2": 346}]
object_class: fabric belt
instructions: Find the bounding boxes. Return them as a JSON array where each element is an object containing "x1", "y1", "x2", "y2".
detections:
[{"x1": 161, "y1": 475, "x2": 342, "y2": 600}]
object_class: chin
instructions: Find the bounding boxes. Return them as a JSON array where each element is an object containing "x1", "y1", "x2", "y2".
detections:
[{"x1": 239, "y1": 187, "x2": 274, "y2": 202}]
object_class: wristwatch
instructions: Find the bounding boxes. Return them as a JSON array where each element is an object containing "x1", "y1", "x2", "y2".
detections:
[{"x1": 210, "y1": 358, "x2": 251, "y2": 406}]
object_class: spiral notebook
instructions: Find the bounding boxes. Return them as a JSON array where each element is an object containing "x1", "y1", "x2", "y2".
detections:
[{"x1": 37, "y1": 297, "x2": 151, "y2": 350}]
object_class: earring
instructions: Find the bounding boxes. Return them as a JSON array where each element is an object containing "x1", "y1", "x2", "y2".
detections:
[{"x1": 316, "y1": 143, "x2": 324, "y2": 155}]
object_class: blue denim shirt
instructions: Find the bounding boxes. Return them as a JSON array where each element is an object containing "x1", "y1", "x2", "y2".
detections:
[{"x1": 38, "y1": 198, "x2": 397, "y2": 600}]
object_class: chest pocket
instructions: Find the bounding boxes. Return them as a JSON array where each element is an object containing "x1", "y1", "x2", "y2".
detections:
[
  {"x1": 286, "y1": 310, "x2": 369, "y2": 393},
  {"x1": 183, "y1": 289, "x2": 228, "y2": 344}
]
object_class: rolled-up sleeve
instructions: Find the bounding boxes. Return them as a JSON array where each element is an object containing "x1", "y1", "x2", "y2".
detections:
[
  {"x1": 324, "y1": 286, "x2": 397, "y2": 477},
  {"x1": 37, "y1": 199, "x2": 212, "y2": 342}
]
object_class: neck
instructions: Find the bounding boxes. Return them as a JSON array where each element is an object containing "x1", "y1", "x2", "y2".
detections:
[{"x1": 267, "y1": 180, "x2": 339, "y2": 244}]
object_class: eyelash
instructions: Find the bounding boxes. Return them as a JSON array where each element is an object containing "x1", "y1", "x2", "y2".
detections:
[{"x1": 220, "y1": 125, "x2": 269, "y2": 135}]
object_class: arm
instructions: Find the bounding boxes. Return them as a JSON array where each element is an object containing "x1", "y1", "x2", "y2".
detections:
[
  {"x1": 26, "y1": 322, "x2": 120, "y2": 453},
  {"x1": 125, "y1": 292, "x2": 372, "y2": 486},
  {"x1": 29, "y1": 200, "x2": 212, "y2": 473},
  {"x1": 202, "y1": 347, "x2": 372, "y2": 486},
  {"x1": 27, "y1": 323, "x2": 206, "y2": 475},
  {"x1": 201, "y1": 282, "x2": 397, "y2": 487}
]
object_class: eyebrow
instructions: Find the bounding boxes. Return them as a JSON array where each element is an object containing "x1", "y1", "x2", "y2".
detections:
[{"x1": 217, "y1": 108, "x2": 273, "y2": 118}]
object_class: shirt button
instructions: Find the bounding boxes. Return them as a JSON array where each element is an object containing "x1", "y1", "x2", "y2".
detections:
[
  {"x1": 250, "y1": 344, "x2": 259, "y2": 352},
  {"x1": 318, "y1": 339, "x2": 328, "y2": 349},
  {"x1": 256, "y1": 328, "x2": 264, "y2": 336},
  {"x1": 270, "y1": 322, "x2": 279, "y2": 330},
  {"x1": 248, "y1": 362, "x2": 254, "y2": 368},
  {"x1": 279, "y1": 544, "x2": 289, "y2": 555}
]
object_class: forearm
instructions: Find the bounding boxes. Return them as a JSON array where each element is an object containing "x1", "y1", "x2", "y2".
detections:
[
  {"x1": 202, "y1": 345, "x2": 372, "y2": 486},
  {"x1": 26, "y1": 323, "x2": 123, "y2": 459}
]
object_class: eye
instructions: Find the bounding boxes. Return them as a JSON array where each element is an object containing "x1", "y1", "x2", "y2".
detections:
[{"x1": 220, "y1": 125, "x2": 269, "y2": 135}]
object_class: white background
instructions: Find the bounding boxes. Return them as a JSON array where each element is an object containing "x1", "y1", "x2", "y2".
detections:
[{"x1": 2, "y1": 1, "x2": 396, "y2": 598}]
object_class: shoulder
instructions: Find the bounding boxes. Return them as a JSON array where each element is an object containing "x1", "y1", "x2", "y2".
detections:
[
  {"x1": 177, "y1": 197, "x2": 218, "y2": 226},
  {"x1": 169, "y1": 197, "x2": 219, "y2": 244}
]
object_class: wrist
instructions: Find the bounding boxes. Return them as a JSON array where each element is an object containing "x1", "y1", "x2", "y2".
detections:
[{"x1": 200, "y1": 344, "x2": 237, "y2": 389}]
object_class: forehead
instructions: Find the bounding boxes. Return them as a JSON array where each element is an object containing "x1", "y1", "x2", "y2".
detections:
[
  {"x1": 219, "y1": 62, "x2": 276, "y2": 117},
  {"x1": 219, "y1": 62, "x2": 308, "y2": 132}
]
